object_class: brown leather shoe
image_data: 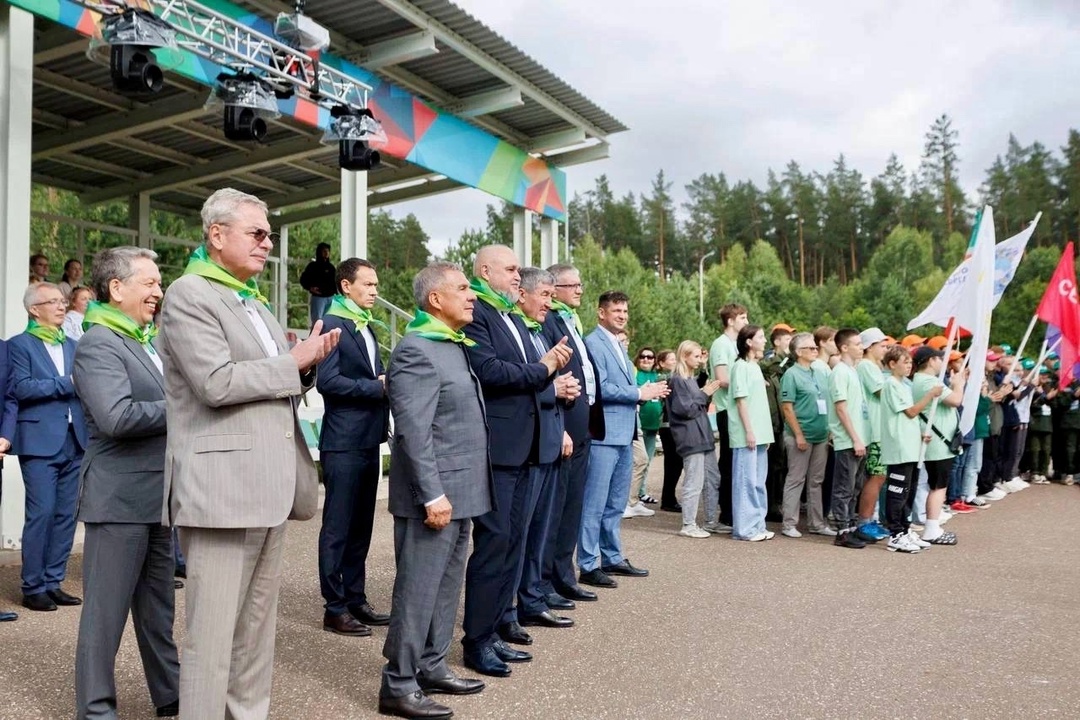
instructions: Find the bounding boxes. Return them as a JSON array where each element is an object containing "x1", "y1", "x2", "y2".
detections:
[
  {"x1": 323, "y1": 611, "x2": 372, "y2": 637},
  {"x1": 378, "y1": 690, "x2": 453, "y2": 718}
]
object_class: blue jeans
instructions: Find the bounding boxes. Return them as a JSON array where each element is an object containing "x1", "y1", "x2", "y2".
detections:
[
  {"x1": 962, "y1": 438, "x2": 984, "y2": 500},
  {"x1": 731, "y1": 445, "x2": 769, "y2": 539},
  {"x1": 947, "y1": 446, "x2": 969, "y2": 502},
  {"x1": 579, "y1": 443, "x2": 633, "y2": 571},
  {"x1": 309, "y1": 295, "x2": 332, "y2": 325}
]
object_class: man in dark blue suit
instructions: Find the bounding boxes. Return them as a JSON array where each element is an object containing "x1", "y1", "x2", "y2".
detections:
[
  {"x1": 0, "y1": 337, "x2": 20, "y2": 622},
  {"x1": 316, "y1": 258, "x2": 391, "y2": 637},
  {"x1": 460, "y1": 245, "x2": 572, "y2": 678},
  {"x1": 8, "y1": 282, "x2": 89, "y2": 612},
  {"x1": 538, "y1": 263, "x2": 606, "y2": 606}
]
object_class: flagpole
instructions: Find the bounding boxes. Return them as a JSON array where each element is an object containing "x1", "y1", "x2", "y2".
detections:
[
  {"x1": 1007, "y1": 314, "x2": 1039, "y2": 377},
  {"x1": 917, "y1": 317, "x2": 961, "y2": 468},
  {"x1": 1025, "y1": 337, "x2": 1061, "y2": 385}
]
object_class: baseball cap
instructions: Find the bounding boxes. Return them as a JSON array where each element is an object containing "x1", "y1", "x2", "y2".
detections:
[
  {"x1": 913, "y1": 345, "x2": 944, "y2": 366},
  {"x1": 949, "y1": 350, "x2": 964, "y2": 362},
  {"x1": 986, "y1": 350, "x2": 1002, "y2": 362},
  {"x1": 900, "y1": 334, "x2": 925, "y2": 348},
  {"x1": 772, "y1": 323, "x2": 796, "y2": 334},
  {"x1": 883, "y1": 335, "x2": 897, "y2": 345},
  {"x1": 927, "y1": 335, "x2": 950, "y2": 350},
  {"x1": 999, "y1": 343, "x2": 1014, "y2": 356},
  {"x1": 1021, "y1": 358, "x2": 1036, "y2": 371},
  {"x1": 860, "y1": 327, "x2": 886, "y2": 347}
]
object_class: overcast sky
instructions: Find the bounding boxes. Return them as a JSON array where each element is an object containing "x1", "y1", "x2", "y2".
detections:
[{"x1": 390, "y1": 0, "x2": 1080, "y2": 254}]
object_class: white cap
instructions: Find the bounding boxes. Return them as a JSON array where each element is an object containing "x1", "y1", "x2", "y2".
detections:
[{"x1": 860, "y1": 327, "x2": 886, "y2": 347}]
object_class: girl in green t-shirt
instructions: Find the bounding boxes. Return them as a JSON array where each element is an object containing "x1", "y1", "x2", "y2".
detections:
[
  {"x1": 633, "y1": 347, "x2": 662, "y2": 503},
  {"x1": 729, "y1": 325, "x2": 775, "y2": 542}
]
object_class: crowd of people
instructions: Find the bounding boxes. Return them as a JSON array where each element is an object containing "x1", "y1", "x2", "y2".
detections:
[{"x1": 0, "y1": 187, "x2": 1073, "y2": 720}]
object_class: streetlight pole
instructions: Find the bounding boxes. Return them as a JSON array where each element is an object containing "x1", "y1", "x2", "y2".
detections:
[{"x1": 698, "y1": 249, "x2": 716, "y2": 320}]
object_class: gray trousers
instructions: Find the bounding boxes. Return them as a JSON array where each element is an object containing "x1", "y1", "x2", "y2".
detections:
[
  {"x1": 781, "y1": 437, "x2": 828, "y2": 531},
  {"x1": 381, "y1": 516, "x2": 472, "y2": 699},
  {"x1": 681, "y1": 449, "x2": 719, "y2": 527},
  {"x1": 830, "y1": 448, "x2": 866, "y2": 530},
  {"x1": 178, "y1": 524, "x2": 286, "y2": 720},
  {"x1": 75, "y1": 523, "x2": 180, "y2": 719}
]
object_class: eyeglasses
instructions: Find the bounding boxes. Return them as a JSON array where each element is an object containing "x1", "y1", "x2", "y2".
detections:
[
  {"x1": 33, "y1": 298, "x2": 67, "y2": 308},
  {"x1": 796, "y1": 345, "x2": 819, "y2": 352},
  {"x1": 216, "y1": 223, "x2": 279, "y2": 244},
  {"x1": 555, "y1": 283, "x2": 583, "y2": 290}
]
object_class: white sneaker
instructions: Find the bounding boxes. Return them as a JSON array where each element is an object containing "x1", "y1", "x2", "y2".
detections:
[
  {"x1": 763, "y1": 530, "x2": 775, "y2": 540},
  {"x1": 983, "y1": 488, "x2": 1008, "y2": 500},
  {"x1": 747, "y1": 532, "x2": 769, "y2": 542},
  {"x1": 994, "y1": 481, "x2": 1013, "y2": 494},
  {"x1": 623, "y1": 503, "x2": 655, "y2": 518},
  {"x1": 679, "y1": 525, "x2": 710, "y2": 538},
  {"x1": 781, "y1": 527, "x2": 802, "y2": 538},
  {"x1": 1033, "y1": 474, "x2": 1050, "y2": 485},
  {"x1": 887, "y1": 534, "x2": 921, "y2": 553},
  {"x1": 808, "y1": 526, "x2": 838, "y2": 537},
  {"x1": 702, "y1": 522, "x2": 733, "y2": 534},
  {"x1": 906, "y1": 530, "x2": 931, "y2": 549},
  {"x1": 1004, "y1": 478, "x2": 1026, "y2": 492}
]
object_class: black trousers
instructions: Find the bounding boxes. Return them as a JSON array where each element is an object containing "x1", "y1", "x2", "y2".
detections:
[
  {"x1": 885, "y1": 462, "x2": 917, "y2": 536},
  {"x1": 318, "y1": 448, "x2": 380, "y2": 615},
  {"x1": 977, "y1": 434, "x2": 1001, "y2": 494},
  {"x1": 714, "y1": 410, "x2": 734, "y2": 525},
  {"x1": 658, "y1": 428, "x2": 682, "y2": 508},
  {"x1": 541, "y1": 438, "x2": 591, "y2": 595}
]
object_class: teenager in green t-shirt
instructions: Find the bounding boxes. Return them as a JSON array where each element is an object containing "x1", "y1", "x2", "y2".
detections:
[
  {"x1": 827, "y1": 328, "x2": 871, "y2": 549},
  {"x1": 728, "y1": 325, "x2": 774, "y2": 542},
  {"x1": 880, "y1": 346, "x2": 941, "y2": 554},
  {"x1": 708, "y1": 302, "x2": 748, "y2": 529},
  {"x1": 853, "y1": 327, "x2": 892, "y2": 541}
]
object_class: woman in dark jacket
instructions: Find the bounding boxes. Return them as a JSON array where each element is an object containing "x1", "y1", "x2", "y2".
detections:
[{"x1": 667, "y1": 341, "x2": 723, "y2": 538}]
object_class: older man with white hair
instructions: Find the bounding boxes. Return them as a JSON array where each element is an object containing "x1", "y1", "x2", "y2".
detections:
[{"x1": 159, "y1": 188, "x2": 340, "y2": 719}]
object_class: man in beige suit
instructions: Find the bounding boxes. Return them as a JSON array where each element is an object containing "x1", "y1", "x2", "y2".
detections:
[{"x1": 159, "y1": 188, "x2": 340, "y2": 720}]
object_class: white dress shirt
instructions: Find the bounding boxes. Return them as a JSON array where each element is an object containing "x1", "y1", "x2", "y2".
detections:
[
  {"x1": 498, "y1": 310, "x2": 528, "y2": 361},
  {"x1": 236, "y1": 294, "x2": 279, "y2": 357}
]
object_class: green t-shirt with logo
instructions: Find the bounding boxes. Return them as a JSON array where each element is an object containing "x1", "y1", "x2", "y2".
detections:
[
  {"x1": 912, "y1": 372, "x2": 957, "y2": 461},
  {"x1": 708, "y1": 333, "x2": 737, "y2": 412},
  {"x1": 881, "y1": 376, "x2": 923, "y2": 466},
  {"x1": 780, "y1": 364, "x2": 830, "y2": 444},
  {"x1": 827, "y1": 362, "x2": 869, "y2": 451},
  {"x1": 857, "y1": 359, "x2": 886, "y2": 444},
  {"x1": 728, "y1": 358, "x2": 775, "y2": 448}
]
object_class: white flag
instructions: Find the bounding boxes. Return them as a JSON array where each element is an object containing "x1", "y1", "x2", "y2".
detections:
[{"x1": 957, "y1": 207, "x2": 996, "y2": 434}]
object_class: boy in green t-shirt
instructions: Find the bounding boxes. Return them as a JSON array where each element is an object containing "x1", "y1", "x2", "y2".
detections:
[
  {"x1": 827, "y1": 329, "x2": 871, "y2": 549},
  {"x1": 707, "y1": 303, "x2": 748, "y2": 530}
]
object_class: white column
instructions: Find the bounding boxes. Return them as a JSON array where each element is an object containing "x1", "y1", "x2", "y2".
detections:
[
  {"x1": 540, "y1": 218, "x2": 559, "y2": 268},
  {"x1": 130, "y1": 192, "x2": 152, "y2": 248},
  {"x1": 0, "y1": 4, "x2": 34, "y2": 548},
  {"x1": 276, "y1": 224, "x2": 289, "y2": 328},
  {"x1": 512, "y1": 208, "x2": 532, "y2": 266},
  {"x1": 340, "y1": 169, "x2": 368, "y2": 261}
]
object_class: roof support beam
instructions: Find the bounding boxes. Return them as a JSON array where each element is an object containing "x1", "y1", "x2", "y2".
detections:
[
  {"x1": 361, "y1": 30, "x2": 438, "y2": 70},
  {"x1": 33, "y1": 95, "x2": 209, "y2": 159},
  {"x1": 32, "y1": 67, "x2": 136, "y2": 112},
  {"x1": 527, "y1": 127, "x2": 586, "y2": 153},
  {"x1": 33, "y1": 33, "x2": 87, "y2": 64},
  {"x1": 451, "y1": 86, "x2": 523, "y2": 118},
  {"x1": 548, "y1": 142, "x2": 610, "y2": 168},
  {"x1": 264, "y1": 166, "x2": 436, "y2": 211}
]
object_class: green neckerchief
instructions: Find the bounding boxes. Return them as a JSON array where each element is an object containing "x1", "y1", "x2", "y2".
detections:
[
  {"x1": 324, "y1": 294, "x2": 388, "y2": 334},
  {"x1": 26, "y1": 320, "x2": 65, "y2": 345},
  {"x1": 469, "y1": 277, "x2": 517, "y2": 313},
  {"x1": 82, "y1": 301, "x2": 158, "y2": 346},
  {"x1": 183, "y1": 245, "x2": 270, "y2": 309},
  {"x1": 512, "y1": 306, "x2": 542, "y2": 332},
  {"x1": 405, "y1": 310, "x2": 476, "y2": 347},
  {"x1": 550, "y1": 299, "x2": 583, "y2": 335}
]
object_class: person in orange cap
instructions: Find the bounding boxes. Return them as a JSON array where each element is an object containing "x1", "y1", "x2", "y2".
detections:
[
  {"x1": 900, "y1": 334, "x2": 925, "y2": 349},
  {"x1": 927, "y1": 336, "x2": 950, "y2": 351}
]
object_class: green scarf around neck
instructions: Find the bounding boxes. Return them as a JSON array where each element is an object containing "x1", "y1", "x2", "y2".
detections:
[
  {"x1": 26, "y1": 319, "x2": 65, "y2": 346},
  {"x1": 550, "y1": 299, "x2": 583, "y2": 334},
  {"x1": 469, "y1": 277, "x2": 517, "y2": 313},
  {"x1": 405, "y1": 310, "x2": 476, "y2": 346},
  {"x1": 512, "y1": 306, "x2": 542, "y2": 332},
  {"x1": 82, "y1": 301, "x2": 158, "y2": 346},
  {"x1": 183, "y1": 245, "x2": 270, "y2": 308},
  {"x1": 324, "y1": 295, "x2": 388, "y2": 334}
]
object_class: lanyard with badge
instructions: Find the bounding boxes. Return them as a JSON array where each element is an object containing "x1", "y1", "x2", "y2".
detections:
[{"x1": 807, "y1": 367, "x2": 828, "y2": 415}]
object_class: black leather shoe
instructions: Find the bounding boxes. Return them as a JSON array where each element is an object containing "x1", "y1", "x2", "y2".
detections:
[
  {"x1": 492, "y1": 639, "x2": 532, "y2": 663},
  {"x1": 660, "y1": 503, "x2": 682, "y2": 513},
  {"x1": 462, "y1": 645, "x2": 511, "y2": 677},
  {"x1": 578, "y1": 569, "x2": 617, "y2": 588},
  {"x1": 22, "y1": 593, "x2": 57, "y2": 612},
  {"x1": 47, "y1": 588, "x2": 82, "y2": 606},
  {"x1": 174, "y1": 579, "x2": 185, "y2": 590},
  {"x1": 378, "y1": 690, "x2": 453, "y2": 719},
  {"x1": 350, "y1": 602, "x2": 391, "y2": 626},
  {"x1": 555, "y1": 584, "x2": 598, "y2": 602},
  {"x1": 174, "y1": 565, "x2": 186, "y2": 579},
  {"x1": 544, "y1": 593, "x2": 576, "y2": 610},
  {"x1": 834, "y1": 530, "x2": 867, "y2": 549},
  {"x1": 0, "y1": 611, "x2": 17, "y2": 622},
  {"x1": 156, "y1": 700, "x2": 179, "y2": 717},
  {"x1": 520, "y1": 610, "x2": 574, "y2": 628},
  {"x1": 601, "y1": 559, "x2": 649, "y2": 577},
  {"x1": 497, "y1": 621, "x2": 532, "y2": 646},
  {"x1": 323, "y1": 611, "x2": 372, "y2": 636},
  {"x1": 417, "y1": 674, "x2": 485, "y2": 696}
]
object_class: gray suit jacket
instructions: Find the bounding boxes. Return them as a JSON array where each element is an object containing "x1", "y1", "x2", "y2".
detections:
[
  {"x1": 73, "y1": 324, "x2": 168, "y2": 524},
  {"x1": 387, "y1": 334, "x2": 493, "y2": 520},
  {"x1": 159, "y1": 275, "x2": 318, "y2": 528}
]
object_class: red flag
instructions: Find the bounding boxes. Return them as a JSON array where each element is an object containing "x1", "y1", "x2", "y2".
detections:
[{"x1": 1036, "y1": 242, "x2": 1080, "y2": 386}]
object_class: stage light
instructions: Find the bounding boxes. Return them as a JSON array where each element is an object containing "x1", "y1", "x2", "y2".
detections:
[
  {"x1": 206, "y1": 73, "x2": 282, "y2": 143},
  {"x1": 322, "y1": 105, "x2": 387, "y2": 171},
  {"x1": 92, "y1": 9, "x2": 178, "y2": 95}
]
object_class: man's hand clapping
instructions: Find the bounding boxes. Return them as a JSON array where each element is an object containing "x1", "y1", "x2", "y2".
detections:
[
  {"x1": 289, "y1": 319, "x2": 342, "y2": 373},
  {"x1": 539, "y1": 337, "x2": 573, "y2": 375},
  {"x1": 640, "y1": 380, "x2": 669, "y2": 401},
  {"x1": 554, "y1": 372, "x2": 581, "y2": 400}
]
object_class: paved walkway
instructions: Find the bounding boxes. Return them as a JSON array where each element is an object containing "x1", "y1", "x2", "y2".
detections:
[{"x1": 1, "y1": 469, "x2": 1078, "y2": 719}]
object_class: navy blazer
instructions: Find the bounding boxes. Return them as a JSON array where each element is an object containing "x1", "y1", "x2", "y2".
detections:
[
  {"x1": 463, "y1": 300, "x2": 553, "y2": 467},
  {"x1": 521, "y1": 322, "x2": 563, "y2": 465},
  {"x1": 8, "y1": 331, "x2": 88, "y2": 457},
  {"x1": 0, "y1": 339, "x2": 18, "y2": 444},
  {"x1": 543, "y1": 313, "x2": 605, "y2": 445},
  {"x1": 316, "y1": 315, "x2": 390, "y2": 451}
]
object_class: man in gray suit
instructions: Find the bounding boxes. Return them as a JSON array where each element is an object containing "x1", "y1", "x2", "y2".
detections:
[
  {"x1": 379, "y1": 262, "x2": 492, "y2": 720},
  {"x1": 159, "y1": 188, "x2": 340, "y2": 720},
  {"x1": 73, "y1": 247, "x2": 180, "y2": 719}
]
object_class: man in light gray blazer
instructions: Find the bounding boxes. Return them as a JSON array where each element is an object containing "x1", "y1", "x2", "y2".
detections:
[
  {"x1": 73, "y1": 247, "x2": 179, "y2": 719},
  {"x1": 159, "y1": 188, "x2": 340, "y2": 720},
  {"x1": 379, "y1": 262, "x2": 492, "y2": 720}
]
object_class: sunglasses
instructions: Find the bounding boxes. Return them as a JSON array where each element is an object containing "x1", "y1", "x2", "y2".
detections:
[{"x1": 639, "y1": 354, "x2": 655, "y2": 360}]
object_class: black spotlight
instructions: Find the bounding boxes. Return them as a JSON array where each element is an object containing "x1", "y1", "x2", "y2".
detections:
[
  {"x1": 110, "y1": 44, "x2": 163, "y2": 94},
  {"x1": 339, "y1": 140, "x2": 381, "y2": 171},
  {"x1": 224, "y1": 106, "x2": 268, "y2": 143}
]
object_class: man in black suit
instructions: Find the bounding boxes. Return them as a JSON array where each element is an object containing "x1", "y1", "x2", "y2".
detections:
[
  {"x1": 317, "y1": 258, "x2": 391, "y2": 637},
  {"x1": 460, "y1": 245, "x2": 572, "y2": 678},
  {"x1": 0, "y1": 338, "x2": 19, "y2": 623},
  {"x1": 539, "y1": 263, "x2": 605, "y2": 605}
]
